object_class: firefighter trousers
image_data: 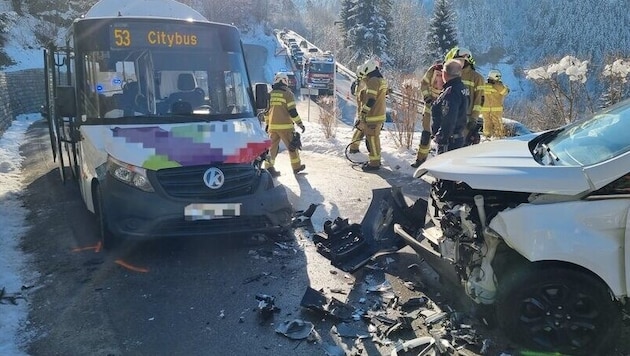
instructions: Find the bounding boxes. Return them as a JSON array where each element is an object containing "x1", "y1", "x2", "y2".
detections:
[
  {"x1": 415, "y1": 105, "x2": 432, "y2": 161},
  {"x1": 483, "y1": 112, "x2": 505, "y2": 138},
  {"x1": 265, "y1": 129, "x2": 302, "y2": 171},
  {"x1": 357, "y1": 120, "x2": 383, "y2": 167}
]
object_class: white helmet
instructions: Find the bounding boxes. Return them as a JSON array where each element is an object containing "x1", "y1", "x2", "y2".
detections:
[
  {"x1": 360, "y1": 58, "x2": 379, "y2": 76},
  {"x1": 488, "y1": 69, "x2": 502, "y2": 81},
  {"x1": 356, "y1": 64, "x2": 364, "y2": 80},
  {"x1": 273, "y1": 72, "x2": 289, "y2": 86}
]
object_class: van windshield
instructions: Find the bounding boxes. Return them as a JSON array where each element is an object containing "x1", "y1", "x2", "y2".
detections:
[{"x1": 538, "y1": 99, "x2": 630, "y2": 166}]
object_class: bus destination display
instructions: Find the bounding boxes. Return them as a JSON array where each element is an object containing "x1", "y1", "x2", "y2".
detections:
[{"x1": 110, "y1": 23, "x2": 212, "y2": 49}]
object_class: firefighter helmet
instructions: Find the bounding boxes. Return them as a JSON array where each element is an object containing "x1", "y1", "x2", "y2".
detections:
[
  {"x1": 444, "y1": 47, "x2": 475, "y2": 66},
  {"x1": 360, "y1": 58, "x2": 379, "y2": 76},
  {"x1": 273, "y1": 72, "x2": 289, "y2": 86},
  {"x1": 488, "y1": 69, "x2": 502, "y2": 81},
  {"x1": 356, "y1": 64, "x2": 364, "y2": 80}
]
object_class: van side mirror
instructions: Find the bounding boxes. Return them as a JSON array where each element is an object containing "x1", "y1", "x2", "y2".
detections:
[{"x1": 255, "y1": 83, "x2": 269, "y2": 111}]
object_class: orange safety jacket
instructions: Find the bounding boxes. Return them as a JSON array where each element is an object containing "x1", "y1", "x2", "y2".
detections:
[
  {"x1": 360, "y1": 76, "x2": 388, "y2": 123},
  {"x1": 267, "y1": 87, "x2": 302, "y2": 131}
]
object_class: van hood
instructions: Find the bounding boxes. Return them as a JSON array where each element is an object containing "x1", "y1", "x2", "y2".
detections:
[
  {"x1": 413, "y1": 137, "x2": 591, "y2": 195},
  {"x1": 82, "y1": 119, "x2": 270, "y2": 170}
]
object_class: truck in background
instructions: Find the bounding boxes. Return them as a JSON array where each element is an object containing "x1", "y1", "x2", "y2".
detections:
[{"x1": 301, "y1": 50, "x2": 335, "y2": 96}]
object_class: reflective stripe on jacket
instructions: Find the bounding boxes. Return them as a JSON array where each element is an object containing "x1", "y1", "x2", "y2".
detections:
[
  {"x1": 361, "y1": 76, "x2": 388, "y2": 123},
  {"x1": 461, "y1": 66, "x2": 485, "y2": 118},
  {"x1": 268, "y1": 87, "x2": 302, "y2": 131},
  {"x1": 481, "y1": 81, "x2": 509, "y2": 113}
]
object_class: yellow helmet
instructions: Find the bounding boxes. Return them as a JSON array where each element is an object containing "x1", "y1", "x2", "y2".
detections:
[
  {"x1": 444, "y1": 47, "x2": 474, "y2": 66},
  {"x1": 273, "y1": 72, "x2": 289, "y2": 86},
  {"x1": 488, "y1": 69, "x2": 502, "y2": 81}
]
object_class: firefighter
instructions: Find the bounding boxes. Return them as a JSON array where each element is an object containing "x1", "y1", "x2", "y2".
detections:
[
  {"x1": 444, "y1": 47, "x2": 485, "y2": 145},
  {"x1": 481, "y1": 69, "x2": 510, "y2": 138},
  {"x1": 356, "y1": 58, "x2": 388, "y2": 171},
  {"x1": 348, "y1": 64, "x2": 367, "y2": 154},
  {"x1": 431, "y1": 59, "x2": 468, "y2": 154},
  {"x1": 411, "y1": 59, "x2": 444, "y2": 168},
  {"x1": 263, "y1": 72, "x2": 306, "y2": 177}
]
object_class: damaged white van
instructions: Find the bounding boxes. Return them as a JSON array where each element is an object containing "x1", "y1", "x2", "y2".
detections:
[{"x1": 394, "y1": 99, "x2": 630, "y2": 354}]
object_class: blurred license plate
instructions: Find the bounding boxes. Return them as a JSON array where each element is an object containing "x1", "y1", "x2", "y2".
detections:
[{"x1": 184, "y1": 203, "x2": 241, "y2": 221}]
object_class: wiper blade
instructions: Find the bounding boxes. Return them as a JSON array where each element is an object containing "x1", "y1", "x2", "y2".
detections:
[{"x1": 541, "y1": 143, "x2": 559, "y2": 164}]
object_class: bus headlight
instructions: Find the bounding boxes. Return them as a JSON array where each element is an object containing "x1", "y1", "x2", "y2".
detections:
[{"x1": 107, "y1": 157, "x2": 155, "y2": 192}]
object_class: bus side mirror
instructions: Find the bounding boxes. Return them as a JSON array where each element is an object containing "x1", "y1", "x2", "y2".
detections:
[
  {"x1": 56, "y1": 86, "x2": 76, "y2": 117},
  {"x1": 255, "y1": 83, "x2": 269, "y2": 111}
]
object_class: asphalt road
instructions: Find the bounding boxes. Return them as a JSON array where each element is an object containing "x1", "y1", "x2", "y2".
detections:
[{"x1": 16, "y1": 118, "x2": 456, "y2": 355}]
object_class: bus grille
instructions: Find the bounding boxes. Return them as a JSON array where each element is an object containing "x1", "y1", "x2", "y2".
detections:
[{"x1": 155, "y1": 164, "x2": 258, "y2": 200}]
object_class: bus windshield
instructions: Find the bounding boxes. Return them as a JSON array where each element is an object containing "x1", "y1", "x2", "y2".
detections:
[{"x1": 75, "y1": 19, "x2": 254, "y2": 121}]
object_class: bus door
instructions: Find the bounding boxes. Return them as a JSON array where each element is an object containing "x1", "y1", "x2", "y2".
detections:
[{"x1": 43, "y1": 44, "x2": 80, "y2": 183}]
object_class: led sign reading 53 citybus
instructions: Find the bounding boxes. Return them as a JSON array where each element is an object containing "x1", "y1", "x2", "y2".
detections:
[{"x1": 110, "y1": 23, "x2": 212, "y2": 49}]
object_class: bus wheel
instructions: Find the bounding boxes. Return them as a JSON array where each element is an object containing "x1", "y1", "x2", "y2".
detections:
[{"x1": 94, "y1": 186, "x2": 119, "y2": 250}]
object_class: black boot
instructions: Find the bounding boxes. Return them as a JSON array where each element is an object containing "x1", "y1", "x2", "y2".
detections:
[
  {"x1": 361, "y1": 163, "x2": 380, "y2": 172},
  {"x1": 267, "y1": 167, "x2": 280, "y2": 177},
  {"x1": 293, "y1": 164, "x2": 305, "y2": 174},
  {"x1": 410, "y1": 158, "x2": 426, "y2": 168}
]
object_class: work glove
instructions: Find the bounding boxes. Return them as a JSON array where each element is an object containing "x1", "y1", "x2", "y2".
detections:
[
  {"x1": 434, "y1": 132, "x2": 447, "y2": 145},
  {"x1": 297, "y1": 123, "x2": 305, "y2": 133}
]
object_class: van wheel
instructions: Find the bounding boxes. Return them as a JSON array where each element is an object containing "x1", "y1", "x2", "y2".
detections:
[
  {"x1": 94, "y1": 186, "x2": 119, "y2": 250},
  {"x1": 496, "y1": 265, "x2": 621, "y2": 355}
]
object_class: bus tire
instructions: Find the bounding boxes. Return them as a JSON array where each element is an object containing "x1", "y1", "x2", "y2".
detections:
[{"x1": 94, "y1": 185, "x2": 119, "y2": 250}]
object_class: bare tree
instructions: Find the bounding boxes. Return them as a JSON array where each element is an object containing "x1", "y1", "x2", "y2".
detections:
[{"x1": 388, "y1": 0, "x2": 429, "y2": 73}]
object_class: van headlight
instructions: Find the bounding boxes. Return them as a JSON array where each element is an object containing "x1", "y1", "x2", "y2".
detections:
[{"x1": 107, "y1": 157, "x2": 155, "y2": 192}]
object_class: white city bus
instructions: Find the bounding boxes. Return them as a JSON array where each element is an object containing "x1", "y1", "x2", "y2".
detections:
[{"x1": 43, "y1": 0, "x2": 293, "y2": 249}]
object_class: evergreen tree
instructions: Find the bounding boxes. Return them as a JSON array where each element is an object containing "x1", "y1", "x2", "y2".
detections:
[
  {"x1": 426, "y1": 0, "x2": 458, "y2": 62},
  {"x1": 339, "y1": 0, "x2": 356, "y2": 48},
  {"x1": 345, "y1": 0, "x2": 391, "y2": 66}
]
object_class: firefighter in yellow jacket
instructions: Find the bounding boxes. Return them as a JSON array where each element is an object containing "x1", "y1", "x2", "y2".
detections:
[
  {"x1": 348, "y1": 64, "x2": 367, "y2": 154},
  {"x1": 444, "y1": 47, "x2": 485, "y2": 145},
  {"x1": 481, "y1": 69, "x2": 510, "y2": 138},
  {"x1": 264, "y1": 72, "x2": 306, "y2": 177},
  {"x1": 356, "y1": 58, "x2": 388, "y2": 171},
  {"x1": 411, "y1": 60, "x2": 444, "y2": 168}
]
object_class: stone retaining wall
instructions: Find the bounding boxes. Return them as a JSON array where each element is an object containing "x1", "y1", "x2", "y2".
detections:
[{"x1": 0, "y1": 69, "x2": 46, "y2": 137}]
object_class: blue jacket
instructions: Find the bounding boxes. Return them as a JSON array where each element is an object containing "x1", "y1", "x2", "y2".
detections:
[{"x1": 431, "y1": 77, "x2": 468, "y2": 144}]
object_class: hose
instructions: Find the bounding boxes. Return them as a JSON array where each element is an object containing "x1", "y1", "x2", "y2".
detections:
[{"x1": 344, "y1": 139, "x2": 368, "y2": 166}]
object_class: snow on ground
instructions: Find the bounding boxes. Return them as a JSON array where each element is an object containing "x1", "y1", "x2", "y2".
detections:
[{"x1": 0, "y1": 114, "x2": 39, "y2": 356}]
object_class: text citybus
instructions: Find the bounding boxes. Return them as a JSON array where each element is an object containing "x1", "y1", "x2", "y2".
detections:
[{"x1": 43, "y1": 0, "x2": 293, "y2": 249}]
